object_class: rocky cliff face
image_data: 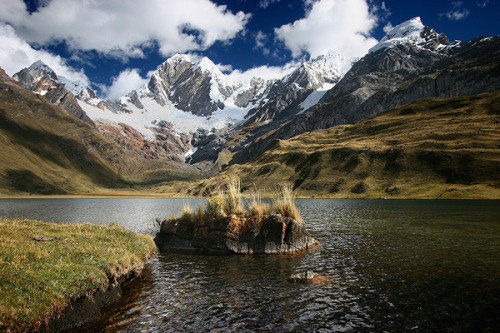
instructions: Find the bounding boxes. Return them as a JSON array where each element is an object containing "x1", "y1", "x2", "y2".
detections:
[
  {"x1": 13, "y1": 61, "x2": 95, "y2": 126},
  {"x1": 146, "y1": 55, "x2": 224, "y2": 116},
  {"x1": 13, "y1": 61, "x2": 193, "y2": 162},
  {"x1": 115, "y1": 51, "x2": 350, "y2": 166},
  {"x1": 127, "y1": 54, "x2": 275, "y2": 117},
  {"x1": 244, "y1": 52, "x2": 351, "y2": 124},
  {"x1": 229, "y1": 19, "x2": 500, "y2": 164}
]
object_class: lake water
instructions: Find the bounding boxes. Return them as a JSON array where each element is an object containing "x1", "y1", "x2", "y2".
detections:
[{"x1": 0, "y1": 199, "x2": 499, "y2": 332}]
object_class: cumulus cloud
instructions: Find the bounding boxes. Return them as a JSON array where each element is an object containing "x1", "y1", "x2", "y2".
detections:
[
  {"x1": 275, "y1": 0, "x2": 378, "y2": 59},
  {"x1": 0, "y1": 23, "x2": 89, "y2": 84},
  {"x1": 444, "y1": 1, "x2": 470, "y2": 21},
  {"x1": 0, "y1": 0, "x2": 250, "y2": 59},
  {"x1": 227, "y1": 61, "x2": 299, "y2": 82},
  {"x1": 101, "y1": 68, "x2": 149, "y2": 101},
  {"x1": 216, "y1": 63, "x2": 233, "y2": 73}
]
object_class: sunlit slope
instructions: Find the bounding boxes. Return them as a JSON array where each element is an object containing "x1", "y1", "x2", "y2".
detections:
[
  {"x1": 0, "y1": 68, "x2": 201, "y2": 194},
  {"x1": 189, "y1": 90, "x2": 500, "y2": 199}
]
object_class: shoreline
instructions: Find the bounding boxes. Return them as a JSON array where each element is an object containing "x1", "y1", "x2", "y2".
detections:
[
  {"x1": 0, "y1": 193, "x2": 499, "y2": 200},
  {"x1": 48, "y1": 265, "x2": 146, "y2": 332},
  {"x1": 0, "y1": 219, "x2": 157, "y2": 332}
]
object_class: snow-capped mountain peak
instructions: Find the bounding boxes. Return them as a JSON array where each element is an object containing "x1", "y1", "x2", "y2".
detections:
[
  {"x1": 369, "y1": 17, "x2": 451, "y2": 53},
  {"x1": 309, "y1": 51, "x2": 356, "y2": 80},
  {"x1": 195, "y1": 57, "x2": 223, "y2": 77},
  {"x1": 28, "y1": 60, "x2": 58, "y2": 82},
  {"x1": 385, "y1": 17, "x2": 424, "y2": 41},
  {"x1": 167, "y1": 53, "x2": 192, "y2": 64},
  {"x1": 58, "y1": 76, "x2": 94, "y2": 99},
  {"x1": 369, "y1": 17, "x2": 425, "y2": 53},
  {"x1": 15, "y1": 60, "x2": 93, "y2": 98}
]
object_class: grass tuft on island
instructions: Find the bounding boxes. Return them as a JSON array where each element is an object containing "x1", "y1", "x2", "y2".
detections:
[
  {"x1": 181, "y1": 180, "x2": 302, "y2": 223},
  {"x1": 0, "y1": 219, "x2": 157, "y2": 332}
]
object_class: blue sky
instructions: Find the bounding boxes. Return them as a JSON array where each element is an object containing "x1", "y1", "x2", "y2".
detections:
[{"x1": 0, "y1": 0, "x2": 498, "y2": 99}]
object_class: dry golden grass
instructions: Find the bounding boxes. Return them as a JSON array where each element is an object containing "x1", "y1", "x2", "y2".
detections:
[
  {"x1": 186, "y1": 90, "x2": 500, "y2": 199},
  {"x1": 247, "y1": 189, "x2": 272, "y2": 217},
  {"x1": 223, "y1": 179, "x2": 245, "y2": 215},
  {"x1": 176, "y1": 179, "x2": 303, "y2": 222},
  {"x1": 272, "y1": 184, "x2": 302, "y2": 223}
]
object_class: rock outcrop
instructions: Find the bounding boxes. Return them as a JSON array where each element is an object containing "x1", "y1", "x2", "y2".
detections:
[
  {"x1": 155, "y1": 214, "x2": 319, "y2": 255},
  {"x1": 231, "y1": 31, "x2": 500, "y2": 164},
  {"x1": 13, "y1": 61, "x2": 96, "y2": 126}
]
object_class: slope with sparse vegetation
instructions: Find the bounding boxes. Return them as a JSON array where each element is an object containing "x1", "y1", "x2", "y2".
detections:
[
  {"x1": 184, "y1": 90, "x2": 500, "y2": 199},
  {"x1": 0, "y1": 67, "x2": 201, "y2": 195}
]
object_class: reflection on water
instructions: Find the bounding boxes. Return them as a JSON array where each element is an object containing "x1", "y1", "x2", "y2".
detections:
[{"x1": 1, "y1": 199, "x2": 499, "y2": 331}]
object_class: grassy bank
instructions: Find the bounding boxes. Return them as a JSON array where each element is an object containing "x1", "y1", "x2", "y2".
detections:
[{"x1": 0, "y1": 219, "x2": 157, "y2": 332}]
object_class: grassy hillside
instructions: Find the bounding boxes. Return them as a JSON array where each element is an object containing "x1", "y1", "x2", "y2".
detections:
[
  {"x1": 185, "y1": 90, "x2": 500, "y2": 199},
  {"x1": 0, "y1": 68, "x2": 201, "y2": 195}
]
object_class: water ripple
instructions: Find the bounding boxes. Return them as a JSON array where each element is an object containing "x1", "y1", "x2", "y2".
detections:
[{"x1": 3, "y1": 199, "x2": 497, "y2": 332}]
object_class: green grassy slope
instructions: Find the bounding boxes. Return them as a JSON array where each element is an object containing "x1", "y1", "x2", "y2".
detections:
[
  {"x1": 188, "y1": 90, "x2": 500, "y2": 199},
  {"x1": 0, "y1": 218, "x2": 157, "y2": 332}
]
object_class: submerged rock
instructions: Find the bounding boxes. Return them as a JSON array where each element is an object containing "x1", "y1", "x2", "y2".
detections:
[
  {"x1": 154, "y1": 214, "x2": 319, "y2": 255},
  {"x1": 289, "y1": 271, "x2": 333, "y2": 284}
]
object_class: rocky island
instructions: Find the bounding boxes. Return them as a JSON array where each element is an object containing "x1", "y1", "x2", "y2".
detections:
[
  {"x1": 155, "y1": 181, "x2": 319, "y2": 254},
  {"x1": 155, "y1": 213, "x2": 318, "y2": 254}
]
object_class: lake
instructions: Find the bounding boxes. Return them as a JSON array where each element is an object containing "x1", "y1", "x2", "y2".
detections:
[{"x1": 0, "y1": 199, "x2": 499, "y2": 332}]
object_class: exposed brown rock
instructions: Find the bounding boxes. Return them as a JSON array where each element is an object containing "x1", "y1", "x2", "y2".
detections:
[
  {"x1": 155, "y1": 214, "x2": 319, "y2": 255},
  {"x1": 96, "y1": 121, "x2": 189, "y2": 161},
  {"x1": 289, "y1": 271, "x2": 334, "y2": 285}
]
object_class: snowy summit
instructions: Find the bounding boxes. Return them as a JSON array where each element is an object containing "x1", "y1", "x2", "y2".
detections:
[{"x1": 369, "y1": 17, "x2": 427, "y2": 53}]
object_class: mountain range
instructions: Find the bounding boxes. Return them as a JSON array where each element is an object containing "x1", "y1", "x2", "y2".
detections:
[{"x1": 2, "y1": 17, "x2": 499, "y2": 197}]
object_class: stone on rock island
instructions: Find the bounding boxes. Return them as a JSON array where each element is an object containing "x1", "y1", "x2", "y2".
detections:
[{"x1": 154, "y1": 214, "x2": 319, "y2": 255}]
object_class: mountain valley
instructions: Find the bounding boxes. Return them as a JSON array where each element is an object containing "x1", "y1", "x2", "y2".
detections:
[
  {"x1": 1, "y1": 17, "x2": 499, "y2": 198},
  {"x1": 0, "y1": 67, "x2": 201, "y2": 195}
]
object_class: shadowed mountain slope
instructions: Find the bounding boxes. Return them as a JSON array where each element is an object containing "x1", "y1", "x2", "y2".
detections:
[
  {"x1": 229, "y1": 36, "x2": 500, "y2": 165},
  {"x1": 186, "y1": 90, "x2": 500, "y2": 199},
  {"x1": 0, "y1": 67, "x2": 201, "y2": 194}
]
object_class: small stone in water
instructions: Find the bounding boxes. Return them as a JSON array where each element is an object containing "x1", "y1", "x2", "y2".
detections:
[{"x1": 289, "y1": 271, "x2": 333, "y2": 284}]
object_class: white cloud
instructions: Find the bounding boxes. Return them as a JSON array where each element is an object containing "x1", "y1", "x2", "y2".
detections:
[
  {"x1": 275, "y1": 0, "x2": 378, "y2": 59},
  {"x1": 255, "y1": 31, "x2": 267, "y2": 49},
  {"x1": 0, "y1": 23, "x2": 89, "y2": 84},
  {"x1": 0, "y1": 0, "x2": 250, "y2": 59},
  {"x1": 369, "y1": 0, "x2": 391, "y2": 20},
  {"x1": 216, "y1": 63, "x2": 233, "y2": 73},
  {"x1": 227, "y1": 61, "x2": 299, "y2": 82},
  {"x1": 101, "y1": 68, "x2": 149, "y2": 101},
  {"x1": 254, "y1": 31, "x2": 271, "y2": 56},
  {"x1": 444, "y1": 1, "x2": 470, "y2": 21},
  {"x1": 259, "y1": 0, "x2": 281, "y2": 9},
  {"x1": 383, "y1": 22, "x2": 394, "y2": 34}
]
